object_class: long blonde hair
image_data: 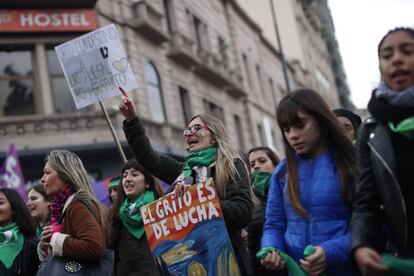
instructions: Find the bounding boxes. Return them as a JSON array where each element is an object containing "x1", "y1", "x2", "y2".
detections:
[
  {"x1": 191, "y1": 114, "x2": 249, "y2": 199},
  {"x1": 45, "y1": 150, "x2": 105, "y2": 227}
]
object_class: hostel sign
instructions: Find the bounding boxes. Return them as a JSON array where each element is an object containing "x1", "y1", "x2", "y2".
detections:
[{"x1": 0, "y1": 9, "x2": 98, "y2": 32}]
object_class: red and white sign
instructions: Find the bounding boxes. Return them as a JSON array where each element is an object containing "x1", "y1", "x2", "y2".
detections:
[{"x1": 0, "y1": 9, "x2": 98, "y2": 32}]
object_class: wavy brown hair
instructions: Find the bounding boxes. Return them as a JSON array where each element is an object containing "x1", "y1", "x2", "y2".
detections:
[
  {"x1": 277, "y1": 89, "x2": 355, "y2": 218},
  {"x1": 107, "y1": 159, "x2": 163, "y2": 247}
]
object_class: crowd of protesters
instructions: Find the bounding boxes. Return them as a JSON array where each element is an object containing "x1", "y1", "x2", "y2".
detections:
[{"x1": 0, "y1": 27, "x2": 413, "y2": 276}]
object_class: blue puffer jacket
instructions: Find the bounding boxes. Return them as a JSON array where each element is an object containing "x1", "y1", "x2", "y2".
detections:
[{"x1": 261, "y1": 151, "x2": 356, "y2": 275}]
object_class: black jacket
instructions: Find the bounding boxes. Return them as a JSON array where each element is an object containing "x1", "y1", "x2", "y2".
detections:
[
  {"x1": 114, "y1": 226, "x2": 159, "y2": 276},
  {"x1": 123, "y1": 117, "x2": 253, "y2": 275},
  {"x1": 351, "y1": 118, "x2": 408, "y2": 255}
]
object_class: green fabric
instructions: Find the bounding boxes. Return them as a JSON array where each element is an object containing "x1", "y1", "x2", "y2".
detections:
[
  {"x1": 256, "y1": 246, "x2": 328, "y2": 276},
  {"x1": 35, "y1": 225, "x2": 42, "y2": 238},
  {"x1": 388, "y1": 116, "x2": 414, "y2": 140},
  {"x1": 0, "y1": 223, "x2": 24, "y2": 269},
  {"x1": 119, "y1": 190, "x2": 155, "y2": 240},
  {"x1": 252, "y1": 170, "x2": 272, "y2": 198},
  {"x1": 109, "y1": 177, "x2": 121, "y2": 190},
  {"x1": 183, "y1": 147, "x2": 217, "y2": 177},
  {"x1": 383, "y1": 254, "x2": 414, "y2": 275}
]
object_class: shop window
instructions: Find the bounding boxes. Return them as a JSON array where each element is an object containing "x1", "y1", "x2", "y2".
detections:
[
  {"x1": 178, "y1": 86, "x2": 191, "y2": 125},
  {"x1": 46, "y1": 50, "x2": 76, "y2": 113},
  {"x1": 144, "y1": 61, "x2": 165, "y2": 123},
  {"x1": 234, "y1": 114, "x2": 245, "y2": 151},
  {"x1": 0, "y1": 50, "x2": 35, "y2": 116},
  {"x1": 203, "y1": 99, "x2": 224, "y2": 123}
]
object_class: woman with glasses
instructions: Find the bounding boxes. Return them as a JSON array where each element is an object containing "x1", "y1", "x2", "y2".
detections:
[{"x1": 118, "y1": 87, "x2": 253, "y2": 275}]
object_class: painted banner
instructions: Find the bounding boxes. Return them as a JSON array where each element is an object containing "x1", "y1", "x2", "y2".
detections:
[
  {"x1": 0, "y1": 9, "x2": 98, "y2": 32},
  {"x1": 141, "y1": 178, "x2": 241, "y2": 276},
  {"x1": 0, "y1": 144, "x2": 27, "y2": 200},
  {"x1": 55, "y1": 24, "x2": 138, "y2": 109}
]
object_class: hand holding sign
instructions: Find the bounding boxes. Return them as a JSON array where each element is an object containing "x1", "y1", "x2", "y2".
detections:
[{"x1": 119, "y1": 86, "x2": 137, "y2": 121}]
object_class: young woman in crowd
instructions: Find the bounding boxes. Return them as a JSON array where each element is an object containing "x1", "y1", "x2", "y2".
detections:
[
  {"x1": 27, "y1": 184, "x2": 51, "y2": 238},
  {"x1": 0, "y1": 188, "x2": 39, "y2": 276},
  {"x1": 351, "y1": 27, "x2": 414, "y2": 275},
  {"x1": 260, "y1": 89, "x2": 356, "y2": 276},
  {"x1": 246, "y1": 147, "x2": 286, "y2": 276},
  {"x1": 118, "y1": 87, "x2": 253, "y2": 275},
  {"x1": 37, "y1": 150, "x2": 107, "y2": 262},
  {"x1": 108, "y1": 159, "x2": 163, "y2": 275}
]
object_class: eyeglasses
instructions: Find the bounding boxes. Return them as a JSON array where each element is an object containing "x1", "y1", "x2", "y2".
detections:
[{"x1": 182, "y1": 124, "x2": 208, "y2": 137}]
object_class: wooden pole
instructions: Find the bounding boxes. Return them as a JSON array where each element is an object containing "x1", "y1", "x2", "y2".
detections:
[{"x1": 99, "y1": 100, "x2": 127, "y2": 163}]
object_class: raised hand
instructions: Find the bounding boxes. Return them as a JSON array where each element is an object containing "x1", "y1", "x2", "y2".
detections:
[{"x1": 119, "y1": 86, "x2": 137, "y2": 121}]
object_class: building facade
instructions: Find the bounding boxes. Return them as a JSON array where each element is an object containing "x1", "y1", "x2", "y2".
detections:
[{"x1": 0, "y1": 0, "x2": 348, "y2": 186}]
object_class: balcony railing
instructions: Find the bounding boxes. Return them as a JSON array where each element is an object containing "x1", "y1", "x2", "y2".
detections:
[
  {"x1": 168, "y1": 32, "x2": 199, "y2": 67},
  {"x1": 130, "y1": 0, "x2": 169, "y2": 44}
]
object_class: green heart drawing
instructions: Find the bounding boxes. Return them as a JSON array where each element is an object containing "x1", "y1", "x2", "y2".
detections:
[{"x1": 112, "y1": 57, "x2": 129, "y2": 73}]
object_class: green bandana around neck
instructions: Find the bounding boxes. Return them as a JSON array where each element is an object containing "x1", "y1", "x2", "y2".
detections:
[
  {"x1": 0, "y1": 223, "x2": 24, "y2": 269},
  {"x1": 119, "y1": 190, "x2": 155, "y2": 240},
  {"x1": 252, "y1": 170, "x2": 272, "y2": 198},
  {"x1": 183, "y1": 147, "x2": 217, "y2": 177},
  {"x1": 388, "y1": 116, "x2": 414, "y2": 140}
]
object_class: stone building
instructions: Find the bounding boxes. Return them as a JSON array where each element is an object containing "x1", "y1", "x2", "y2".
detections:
[{"x1": 0, "y1": 0, "x2": 349, "y2": 185}]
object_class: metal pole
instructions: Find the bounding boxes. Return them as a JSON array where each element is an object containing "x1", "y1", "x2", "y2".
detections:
[
  {"x1": 269, "y1": 0, "x2": 291, "y2": 93},
  {"x1": 99, "y1": 100, "x2": 127, "y2": 163}
]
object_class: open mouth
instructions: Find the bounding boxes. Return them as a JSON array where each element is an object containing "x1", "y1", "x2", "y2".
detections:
[
  {"x1": 391, "y1": 69, "x2": 410, "y2": 80},
  {"x1": 186, "y1": 138, "x2": 199, "y2": 147}
]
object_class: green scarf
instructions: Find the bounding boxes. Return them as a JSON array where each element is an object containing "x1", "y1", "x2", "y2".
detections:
[
  {"x1": 183, "y1": 147, "x2": 217, "y2": 177},
  {"x1": 119, "y1": 190, "x2": 155, "y2": 240},
  {"x1": 388, "y1": 116, "x2": 414, "y2": 140},
  {"x1": 35, "y1": 225, "x2": 42, "y2": 238},
  {"x1": 0, "y1": 223, "x2": 24, "y2": 269},
  {"x1": 256, "y1": 246, "x2": 328, "y2": 276},
  {"x1": 252, "y1": 170, "x2": 272, "y2": 198},
  {"x1": 383, "y1": 254, "x2": 414, "y2": 275}
]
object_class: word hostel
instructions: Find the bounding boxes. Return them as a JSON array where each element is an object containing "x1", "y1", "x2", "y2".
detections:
[{"x1": 20, "y1": 12, "x2": 90, "y2": 27}]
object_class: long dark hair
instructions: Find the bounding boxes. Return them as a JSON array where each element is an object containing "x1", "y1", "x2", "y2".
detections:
[
  {"x1": 277, "y1": 89, "x2": 355, "y2": 218},
  {"x1": 0, "y1": 188, "x2": 36, "y2": 238},
  {"x1": 107, "y1": 159, "x2": 163, "y2": 247},
  {"x1": 29, "y1": 184, "x2": 51, "y2": 201}
]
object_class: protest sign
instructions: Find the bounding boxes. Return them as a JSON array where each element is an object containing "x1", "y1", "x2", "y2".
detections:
[
  {"x1": 0, "y1": 144, "x2": 27, "y2": 199},
  {"x1": 141, "y1": 178, "x2": 241, "y2": 276},
  {"x1": 55, "y1": 24, "x2": 138, "y2": 108}
]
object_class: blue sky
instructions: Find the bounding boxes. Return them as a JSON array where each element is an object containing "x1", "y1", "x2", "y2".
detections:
[{"x1": 328, "y1": 0, "x2": 414, "y2": 109}]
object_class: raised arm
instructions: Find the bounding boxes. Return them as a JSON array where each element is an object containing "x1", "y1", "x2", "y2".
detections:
[{"x1": 119, "y1": 87, "x2": 183, "y2": 183}]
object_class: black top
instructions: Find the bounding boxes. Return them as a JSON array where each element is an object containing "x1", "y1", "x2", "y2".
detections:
[{"x1": 392, "y1": 132, "x2": 414, "y2": 237}]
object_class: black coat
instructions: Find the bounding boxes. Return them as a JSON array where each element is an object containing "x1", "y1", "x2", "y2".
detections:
[
  {"x1": 114, "y1": 225, "x2": 160, "y2": 276},
  {"x1": 351, "y1": 118, "x2": 410, "y2": 255},
  {"x1": 247, "y1": 199, "x2": 288, "y2": 276},
  {"x1": 123, "y1": 117, "x2": 253, "y2": 275}
]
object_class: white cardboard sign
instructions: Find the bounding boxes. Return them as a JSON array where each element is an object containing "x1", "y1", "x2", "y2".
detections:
[{"x1": 55, "y1": 24, "x2": 138, "y2": 109}]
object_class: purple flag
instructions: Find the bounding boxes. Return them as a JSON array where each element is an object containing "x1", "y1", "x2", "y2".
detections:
[{"x1": 0, "y1": 144, "x2": 27, "y2": 200}]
